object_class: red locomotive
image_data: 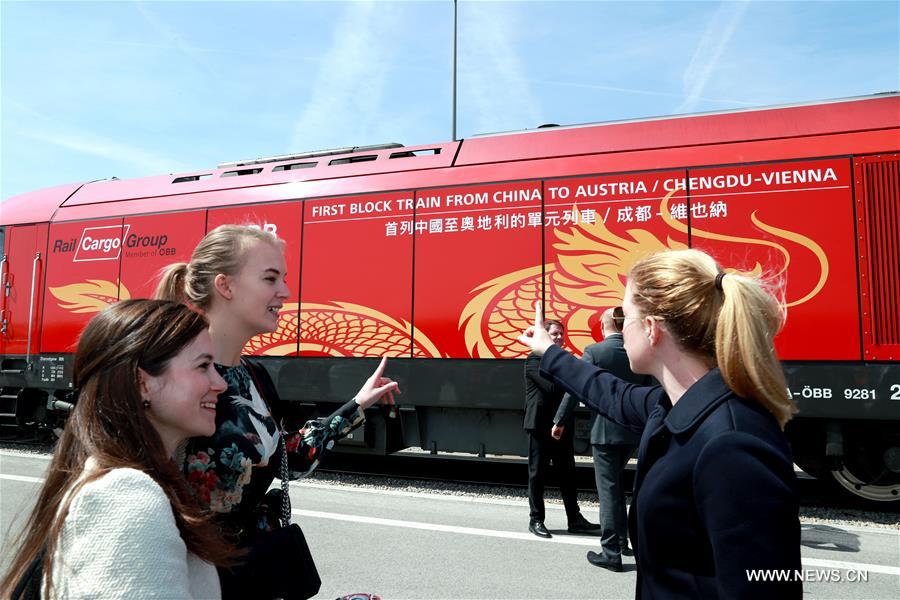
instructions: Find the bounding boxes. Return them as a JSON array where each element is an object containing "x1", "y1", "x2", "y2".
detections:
[{"x1": 2, "y1": 93, "x2": 898, "y2": 503}]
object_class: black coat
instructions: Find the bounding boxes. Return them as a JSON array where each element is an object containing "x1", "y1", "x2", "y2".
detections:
[
  {"x1": 523, "y1": 351, "x2": 566, "y2": 430},
  {"x1": 540, "y1": 344, "x2": 801, "y2": 599},
  {"x1": 554, "y1": 334, "x2": 646, "y2": 445}
]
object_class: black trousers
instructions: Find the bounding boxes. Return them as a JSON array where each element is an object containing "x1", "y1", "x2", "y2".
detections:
[
  {"x1": 592, "y1": 443, "x2": 637, "y2": 559},
  {"x1": 527, "y1": 427, "x2": 580, "y2": 522}
]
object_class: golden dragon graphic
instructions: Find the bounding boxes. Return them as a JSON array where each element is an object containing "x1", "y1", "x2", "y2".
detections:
[
  {"x1": 49, "y1": 192, "x2": 827, "y2": 359},
  {"x1": 295, "y1": 302, "x2": 442, "y2": 358},
  {"x1": 460, "y1": 191, "x2": 829, "y2": 357},
  {"x1": 47, "y1": 289, "x2": 443, "y2": 357},
  {"x1": 48, "y1": 280, "x2": 130, "y2": 313}
]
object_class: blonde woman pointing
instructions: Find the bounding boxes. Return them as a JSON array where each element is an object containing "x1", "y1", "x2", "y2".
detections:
[
  {"x1": 518, "y1": 249, "x2": 801, "y2": 599},
  {"x1": 157, "y1": 225, "x2": 398, "y2": 599}
]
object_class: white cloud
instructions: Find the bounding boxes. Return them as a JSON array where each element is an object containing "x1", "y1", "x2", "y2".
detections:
[
  {"x1": 132, "y1": 1, "x2": 221, "y2": 85},
  {"x1": 290, "y1": 1, "x2": 402, "y2": 151},
  {"x1": 519, "y1": 77, "x2": 755, "y2": 107},
  {"x1": 459, "y1": 2, "x2": 542, "y2": 135},
  {"x1": 678, "y1": 0, "x2": 751, "y2": 113},
  {"x1": 20, "y1": 128, "x2": 180, "y2": 176}
]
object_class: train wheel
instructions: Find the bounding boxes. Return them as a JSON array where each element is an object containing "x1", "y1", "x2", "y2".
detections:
[
  {"x1": 830, "y1": 426, "x2": 900, "y2": 504},
  {"x1": 831, "y1": 465, "x2": 900, "y2": 503}
]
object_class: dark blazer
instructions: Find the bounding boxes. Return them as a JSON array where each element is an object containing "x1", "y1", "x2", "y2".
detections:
[
  {"x1": 555, "y1": 334, "x2": 645, "y2": 445},
  {"x1": 523, "y1": 351, "x2": 566, "y2": 430},
  {"x1": 540, "y1": 344, "x2": 801, "y2": 599}
]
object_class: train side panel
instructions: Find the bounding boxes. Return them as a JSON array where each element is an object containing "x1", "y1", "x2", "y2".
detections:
[
  {"x1": 119, "y1": 211, "x2": 207, "y2": 300},
  {"x1": 687, "y1": 157, "x2": 861, "y2": 360},
  {"x1": 301, "y1": 191, "x2": 416, "y2": 358},
  {"x1": 0, "y1": 224, "x2": 49, "y2": 358},
  {"x1": 41, "y1": 219, "x2": 123, "y2": 353},
  {"x1": 854, "y1": 153, "x2": 900, "y2": 361},
  {"x1": 541, "y1": 169, "x2": 691, "y2": 352},
  {"x1": 413, "y1": 180, "x2": 543, "y2": 359}
]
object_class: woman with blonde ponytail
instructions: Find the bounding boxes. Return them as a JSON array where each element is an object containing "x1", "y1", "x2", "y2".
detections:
[
  {"x1": 519, "y1": 248, "x2": 801, "y2": 599},
  {"x1": 156, "y1": 224, "x2": 399, "y2": 600}
]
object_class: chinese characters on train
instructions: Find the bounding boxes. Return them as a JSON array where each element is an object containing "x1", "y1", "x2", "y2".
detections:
[{"x1": 302, "y1": 165, "x2": 839, "y2": 238}]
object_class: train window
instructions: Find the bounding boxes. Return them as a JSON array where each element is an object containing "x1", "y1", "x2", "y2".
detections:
[
  {"x1": 390, "y1": 149, "x2": 441, "y2": 159},
  {"x1": 329, "y1": 155, "x2": 377, "y2": 166},
  {"x1": 273, "y1": 162, "x2": 317, "y2": 172},
  {"x1": 221, "y1": 168, "x2": 263, "y2": 177},
  {"x1": 172, "y1": 174, "x2": 212, "y2": 183}
]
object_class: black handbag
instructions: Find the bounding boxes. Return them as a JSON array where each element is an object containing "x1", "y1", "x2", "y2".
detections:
[{"x1": 241, "y1": 361, "x2": 322, "y2": 600}]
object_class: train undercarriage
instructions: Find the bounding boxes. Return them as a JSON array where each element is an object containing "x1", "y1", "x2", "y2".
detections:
[{"x1": 3, "y1": 355, "x2": 898, "y2": 506}]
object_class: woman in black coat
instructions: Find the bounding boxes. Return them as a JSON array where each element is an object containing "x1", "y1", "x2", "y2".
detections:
[{"x1": 519, "y1": 249, "x2": 801, "y2": 599}]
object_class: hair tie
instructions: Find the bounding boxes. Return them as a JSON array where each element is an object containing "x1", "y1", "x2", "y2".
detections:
[{"x1": 714, "y1": 272, "x2": 726, "y2": 291}]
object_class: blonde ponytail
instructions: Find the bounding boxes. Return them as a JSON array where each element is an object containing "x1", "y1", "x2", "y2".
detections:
[
  {"x1": 629, "y1": 249, "x2": 797, "y2": 428},
  {"x1": 154, "y1": 262, "x2": 189, "y2": 304},
  {"x1": 716, "y1": 274, "x2": 796, "y2": 428}
]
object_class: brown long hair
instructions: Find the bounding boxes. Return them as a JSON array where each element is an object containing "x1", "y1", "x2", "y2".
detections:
[
  {"x1": 629, "y1": 249, "x2": 796, "y2": 428},
  {"x1": 1, "y1": 300, "x2": 237, "y2": 599}
]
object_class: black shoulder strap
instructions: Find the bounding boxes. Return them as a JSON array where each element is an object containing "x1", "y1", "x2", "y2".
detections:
[
  {"x1": 12, "y1": 546, "x2": 45, "y2": 600},
  {"x1": 241, "y1": 358, "x2": 281, "y2": 412}
]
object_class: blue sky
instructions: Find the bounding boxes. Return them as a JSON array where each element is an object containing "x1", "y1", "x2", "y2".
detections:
[{"x1": 2, "y1": 0, "x2": 898, "y2": 201}]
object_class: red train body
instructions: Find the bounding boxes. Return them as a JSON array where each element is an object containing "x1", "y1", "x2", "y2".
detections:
[{"x1": 2, "y1": 94, "x2": 898, "y2": 502}]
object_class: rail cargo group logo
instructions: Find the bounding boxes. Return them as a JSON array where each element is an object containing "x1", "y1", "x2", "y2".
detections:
[{"x1": 73, "y1": 225, "x2": 131, "y2": 262}]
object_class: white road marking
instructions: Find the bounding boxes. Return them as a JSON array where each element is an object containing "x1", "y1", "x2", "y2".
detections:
[
  {"x1": 293, "y1": 480, "x2": 539, "y2": 509},
  {"x1": 799, "y1": 557, "x2": 900, "y2": 576},
  {"x1": 3, "y1": 454, "x2": 898, "y2": 537},
  {"x1": 0, "y1": 450, "x2": 52, "y2": 459},
  {"x1": 293, "y1": 508, "x2": 900, "y2": 576},
  {"x1": 2, "y1": 472, "x2": 896, "y2": 575},
  {"x1": 0, "y1": 474, "x2": 44, "y2": 484}
]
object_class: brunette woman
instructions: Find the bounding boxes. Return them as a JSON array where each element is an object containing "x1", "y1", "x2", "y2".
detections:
[
  {"x1": 519, "y1": 249, "x2": 801, "y2": 599},
  {"x1": 2, "y1": 300, "x2": 233, "y2": 599},
  {"x1": 156, "y1": 225, "x2": 398, "y2": 597}
]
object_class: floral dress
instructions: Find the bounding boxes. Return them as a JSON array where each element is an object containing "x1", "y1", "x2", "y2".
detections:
[{"x1": 182, "y1": 362, "x2": 364, "y2": 539}]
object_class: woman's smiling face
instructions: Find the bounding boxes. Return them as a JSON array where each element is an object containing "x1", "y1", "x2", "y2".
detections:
[{"x1": 141, "y1": 329, "x2": 227, "y2": 451}]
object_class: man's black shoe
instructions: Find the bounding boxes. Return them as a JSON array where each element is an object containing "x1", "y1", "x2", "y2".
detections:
[
  {"x1": 621, "y1": 544, "x2": 634, "y2": 557},
  {"x1": 567, "y1": 514, "x2": 602, "y2": 533},
  {"x1": 528, "y1": 520, "x2": 552, "y2": 538},
  {"x1": 586, "y1": 551, "x2": 623, "y2": 572}
]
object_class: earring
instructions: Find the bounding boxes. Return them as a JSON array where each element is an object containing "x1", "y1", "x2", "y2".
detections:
[{"x1": 142, "y1": 399, "x2": 151, "y2": 409}]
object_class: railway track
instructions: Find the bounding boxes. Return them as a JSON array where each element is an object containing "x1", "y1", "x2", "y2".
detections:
[{"x1": 0, "y1": 427, "x2": 56, "y2": 447}]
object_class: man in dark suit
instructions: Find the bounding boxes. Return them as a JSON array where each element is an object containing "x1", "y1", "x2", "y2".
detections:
[
  {"x1": 553, "y1": 307, "x2": 652, "y2": 571},
  {"x1": 524, "y1": 319, "x2": 599, "y2": 538}
]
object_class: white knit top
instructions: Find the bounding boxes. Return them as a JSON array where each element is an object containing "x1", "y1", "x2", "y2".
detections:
[{"x1": 47, "y1": 461, "x2": 221, "y2": 599}]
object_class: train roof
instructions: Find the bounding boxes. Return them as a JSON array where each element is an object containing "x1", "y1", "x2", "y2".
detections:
[{"x1": 2, "y1": 92, "x2": 898, "y2": 227}]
